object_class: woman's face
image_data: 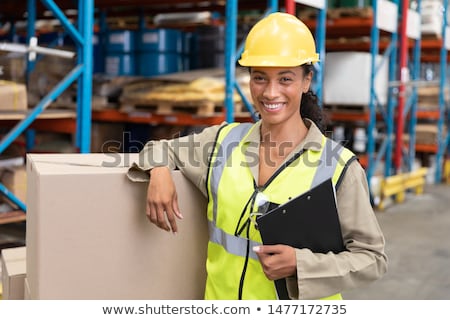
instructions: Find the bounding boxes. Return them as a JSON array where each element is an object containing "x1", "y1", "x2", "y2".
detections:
[{"x1": 249, "y1": 66, "x2": 312, "y2": 127}]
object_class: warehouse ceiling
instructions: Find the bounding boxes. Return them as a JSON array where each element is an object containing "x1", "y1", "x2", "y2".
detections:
[{"x1": 0, "y1": 0, "x2": 269, "y2": 21}]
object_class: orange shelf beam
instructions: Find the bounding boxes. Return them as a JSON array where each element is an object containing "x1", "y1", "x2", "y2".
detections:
[
  {"x1": 326, "y1": 111, "x2": 370, "y2": 123},
  {"x1": 92, "y1": 109, "x2": 252, "y2": 126},
  {"x1": 415, "y1": 144, "x2": 438, "y2": 153},
  {"x1": 416, "y1": 110, "x2": 441, "y2": 120},
  {"x1": 326, "y1": 40, "x2": 391, "y2": 52},
  {"x1": 357, "y1": 154, "x2": 368, "y2": 169},
  {"x1": 303, "y1": 17, "x2": 376, "y2": 37}
]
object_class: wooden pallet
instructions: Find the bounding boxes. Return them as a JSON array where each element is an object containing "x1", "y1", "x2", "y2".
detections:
[
  {"x1": 121, "y1": 99, "x2": 245, "y2": 116},
  {"x1": 324, "y1": 104, "x2": 369, "y2": 114},
  {"x1": 0, "y1": 210, "x2": 26, "y2": 225},
  {"x1": 298, "y1": 7, "x2": 373, "y2": 20},
  {"x1": 48, "y1": 95, "x2": 119, "y2": 111},
  {"x1": 327, "y1": 7, "x2": 373, "y2": 19}
]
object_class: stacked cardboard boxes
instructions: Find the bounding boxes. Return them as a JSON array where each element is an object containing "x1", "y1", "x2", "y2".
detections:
[{"x1": 1, "y1": 246, "x2": 26, "y2": 299}]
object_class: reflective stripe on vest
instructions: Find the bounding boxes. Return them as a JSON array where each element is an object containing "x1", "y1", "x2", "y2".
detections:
[
  {"x1": 205, "y1": 122, "x2": 356, "y2": 300},
  {"x1": 209, "y1": 122, "x2": 253, "y2": 223}
]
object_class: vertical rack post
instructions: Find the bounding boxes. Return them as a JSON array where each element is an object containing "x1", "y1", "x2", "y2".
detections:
[
  {"x1": 76, "y1": 0, "x2": 93, "y2": 153},
  {"x1": 367, "y1": 0, "x2": 399, "y2": 184},
  {"x1": 367, "y1": 0, "x2": 381, "y2": 182},
  {"x1": 224, "y1": 0, "x2": 278, "y2": 123},
  {"x1": 285, "y1": 0, "x2": 295, "y2": 14},
  {"x1": 407, "y1": 0, "x2": 422, "y2": 171},
  {"x1": 394, "y1": 0, "x2": 409, "y2": 172},
  {"x1": 314, "y1": 2, "x2": 327, "y2": 103},
  {"x1": 25, "y1": 0, "x2": 37, "y2": 152},
  {"x1": 26, "y1": 0, "x2": 37, "y2": 77},
  {"x1": 435, "y1": 0, "x2": 448, "y2": 182},
  {"x1": 224, "y1": 0, "x2": 238, "y2": 123},
  {"x1": 287, "y1": 1, "x2": 326, "y2": 103}
]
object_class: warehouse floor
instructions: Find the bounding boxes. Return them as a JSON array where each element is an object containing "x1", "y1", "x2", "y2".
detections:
[
  {"x1": 343, "y1": 183, "x2": 450, "y2": 300},
  {"x1": 1, "y1": 183, "x2": 450, "y2": 300}
]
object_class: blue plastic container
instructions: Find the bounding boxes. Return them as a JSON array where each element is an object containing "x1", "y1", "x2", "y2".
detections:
[
  {"x1": 182, "y1": 32, "x2": 198, "y2": 70},
  {"x1": 92, "y1": 33, "x2": 105, "y2": 74},
  {"x1": 137, "y1": 52, "x2": 182, "y2": 76},
  {"x1": 106, "y1": 30, "x2": 135, "y2": 53},
  {"x1": 38, "y1": 31, "x2": 64, "y2": 45},
  {"x1": 189, "y1": 25, "x2": 226, "y2": 69},
  {"x1": 136, "y1": 29, "x2": 182, "y2": 53},
  {"x1": 136, "y1": 28, "x2": 183, "y2": 76},
  {"x1": 105, "y1": 30, "x2": 136, "y2": 76},
  {"x1": 105, "y1": 53, "x2": 135, "y2": 76}
]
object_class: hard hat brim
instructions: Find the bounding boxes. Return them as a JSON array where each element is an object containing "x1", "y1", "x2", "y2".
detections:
[{"x1": 238, "y1": 55, "x2": 319, "y2": 67}]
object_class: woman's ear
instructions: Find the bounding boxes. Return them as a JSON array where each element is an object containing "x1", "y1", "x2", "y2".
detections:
[{"x1": 303, "y1": 71, "x2": 313, "y2": 93}]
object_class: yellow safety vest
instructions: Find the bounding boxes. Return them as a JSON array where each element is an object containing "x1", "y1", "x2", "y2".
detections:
[{"x1": 205, "y1": 122, "x2": 356, "y2": 300}]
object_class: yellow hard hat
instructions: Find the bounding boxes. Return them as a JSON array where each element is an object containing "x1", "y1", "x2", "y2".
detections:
[{"x1": 238, "y1": 12, "x2": 319, "y2": 67}]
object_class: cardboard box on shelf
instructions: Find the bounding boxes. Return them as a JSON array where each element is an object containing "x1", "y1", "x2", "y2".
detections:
[
  {"x1": 0, "y1": 80, "x2": 28, "y2": 111},
  {"x1": 1, "y1": 246, "x2": 26, "y2": 300},
  {"x1": 26, "y1": 153, "x2": 208, "y2": 299},
  {"x1": 324, "y1": 51, "x2": 389, "y2": 106},
  {"x1": 0, "y1": 165, "x2": 27, "y2": 205},
  {"x1": 0, "y1": 52, "x2": 26, "y2": 83}
]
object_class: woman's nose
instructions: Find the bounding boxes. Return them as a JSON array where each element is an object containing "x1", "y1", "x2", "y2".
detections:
[{"x1": 262, "y1": 81, "x2": 280, "y2": 99}]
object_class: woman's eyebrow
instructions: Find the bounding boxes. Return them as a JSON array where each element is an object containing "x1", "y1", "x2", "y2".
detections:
[{"x1": 251, "y1": 70, "x2": 297, "y2": 76}]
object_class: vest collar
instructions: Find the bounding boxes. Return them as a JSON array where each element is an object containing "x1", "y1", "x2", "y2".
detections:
[{"x1": 243, "y1": 118, "x2": 323, "y2": 152}]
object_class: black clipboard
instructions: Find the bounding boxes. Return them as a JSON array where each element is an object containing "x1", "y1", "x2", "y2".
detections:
[{"x1": 256, "y1": 178, "x2": 345, "y2": 300}]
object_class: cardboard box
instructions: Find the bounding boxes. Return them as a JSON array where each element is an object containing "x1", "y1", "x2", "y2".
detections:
[
  {"x1": 26, "y1": 153, "x2": 208, "y2": 299},
  {"x1": 0, "y1": 52, "x2": 26, "y2": 83},
  {"x1": 0, "y1": 80, "x2": 28, "y2": 111},
  {"x1": 1, "y1": 246, "x2": 26, "y2": 261},
  {"x1": 324, "y1": 52, "x2": 389, "y2": 106},
  {"x1": 0, "y1": 165, "x2": 27, "y2": 205},
  {"x1": 24, "y1": 277, "x2": 31, "y2": 300},
  {"x1": 1, "y1": 246, "x2": 26, "y2": 300}
]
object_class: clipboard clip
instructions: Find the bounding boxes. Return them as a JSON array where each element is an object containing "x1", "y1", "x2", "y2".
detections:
[{"x1": 249, "y1": 212, "x2": 263, "y2": 230}]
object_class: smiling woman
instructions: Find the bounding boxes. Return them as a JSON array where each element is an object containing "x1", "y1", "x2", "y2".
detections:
[{"x1": 127, "y1": 12, "x2": 387, "y2": 301}]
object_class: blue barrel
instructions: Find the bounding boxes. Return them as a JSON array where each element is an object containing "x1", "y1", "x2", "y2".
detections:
[
  {"x1": 105, "y1": 30, "x2": 136, "y2": 76},
  {"x1": 38, "y1": 31, "x2": 64, "y2": 45},
  {"x1": 191, "y1": 25, "x2": 225, "y2": 69},
  {"x1": 182, "y1": 32, "x2": 198, "y2": 71},
  {"x1": 92, "y1": 33, "x2": 105, "y2": 74},
  {"x1": 136, "y1": 28, "x2": 183, "y2": 76}
]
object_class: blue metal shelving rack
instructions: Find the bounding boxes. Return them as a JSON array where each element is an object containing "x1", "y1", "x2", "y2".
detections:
[
  {"x1": 0, "y1": 0, "x2": 94, "y2": 212},
  {"x1": 224, "y1": 0, "x2": 327, "y2": 123},
  {"x1": 292, "y1": 1, "x2": 327, "y2": 104},
  {"x1": 435, "y1": 0, "x2": 449, "y2": 182},
  {"x1": 366, "y1": 0, "x2": 400, "y2": 185},
  {"x1": 405, "y1": 1, "x2": 422, "y2": 173},
  {"x1": 389, "y1": 0, "x2": 422, "y2": 173}
]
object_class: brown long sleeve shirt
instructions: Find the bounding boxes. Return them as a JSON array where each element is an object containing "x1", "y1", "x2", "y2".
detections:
[{"x1": 127, "y1": 119, "x2": 387, "y2": 299}]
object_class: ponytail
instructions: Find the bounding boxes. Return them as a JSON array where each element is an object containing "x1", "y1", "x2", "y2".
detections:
[{"x1": 300, "y1": 64, "x2": 327, "y2": 132}]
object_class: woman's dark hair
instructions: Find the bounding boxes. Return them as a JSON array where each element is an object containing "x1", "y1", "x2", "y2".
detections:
[{"x1": 300, "y1": 64, "x2": 327, "y2": 133}]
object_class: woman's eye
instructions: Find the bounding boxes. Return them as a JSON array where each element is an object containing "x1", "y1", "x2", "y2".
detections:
[{"x1": 280, "y1": 77, "x2": 292, "y2": 83}]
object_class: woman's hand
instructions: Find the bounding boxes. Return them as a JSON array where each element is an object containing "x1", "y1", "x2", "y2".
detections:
[
  {"x1": 253, "y1": 245, "x2": 297, "y2": 280},
  {"x1": 146, "y1": 167, "x2": 183, "y2": 233}
]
